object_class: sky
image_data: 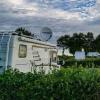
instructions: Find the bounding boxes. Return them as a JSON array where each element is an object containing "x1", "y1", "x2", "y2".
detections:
[{"x1": 0, "y1": 0, "x2": 100, "y2": 43}]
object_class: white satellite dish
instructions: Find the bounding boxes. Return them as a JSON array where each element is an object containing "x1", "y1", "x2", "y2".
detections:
[{"x1": 40, "y1": 27, "x2": 53, "y2": 41}]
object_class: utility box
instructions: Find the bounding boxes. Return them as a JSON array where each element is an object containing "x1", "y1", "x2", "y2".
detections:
[{"x1": 75, "y1": 51, "x2": 85, "y2": 60}]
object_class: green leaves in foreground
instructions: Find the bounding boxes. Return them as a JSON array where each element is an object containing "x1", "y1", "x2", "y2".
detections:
[{"x1": 0, "y1": 68, "x2": 100, "y2": 100}]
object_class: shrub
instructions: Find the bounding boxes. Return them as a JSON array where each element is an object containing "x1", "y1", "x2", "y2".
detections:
[
  {"x1": 62, "y1": 59, "x2": 100, "y2": 68},
  {"x1": 0, "y1": 68, "x2": 100, "y2": 100}
]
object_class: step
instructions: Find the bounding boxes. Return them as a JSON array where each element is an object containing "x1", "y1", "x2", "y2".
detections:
[
  {"x1": 35, "y1": 61, "x2": 42, "y2": 66},
  {"x1": 35, "y1": 63, "x2": 43, "y2": 66},
  {"x1": 34, "y1": 58, "x2": 41, "y2": 61},
  {"x1": 33, "y1": 57, "x2": 41, "y2": 61},
  {"x1": 35, "y1": 64, "x2": 43, "y2": 66},
  {"x1": 32, "y1": 51, "x2": 38, "y2": 54},
  {"x1": 33, "y1": 55, "x2": 40, "y2": 58}
]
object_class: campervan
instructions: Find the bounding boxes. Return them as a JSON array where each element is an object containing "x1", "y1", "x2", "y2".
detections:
[{"x1": 0, "y1": 32, "x2": 59, "y2": 74}]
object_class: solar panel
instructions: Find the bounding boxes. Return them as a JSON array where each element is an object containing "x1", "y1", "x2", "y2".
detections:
[{"x1": 0, "y1": 33, "x2": 12, "y2": 73}]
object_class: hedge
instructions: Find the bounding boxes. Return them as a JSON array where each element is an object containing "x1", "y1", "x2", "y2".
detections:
[
  {"x1": 58, "y1": 56, "x2": 100, "y2": 67},
  {"x1": 62, "y1": 59, "x2": 100, "y2": 68},
  {"x1": 0, "y1": 68, "x2": 100, "y2": 100}
]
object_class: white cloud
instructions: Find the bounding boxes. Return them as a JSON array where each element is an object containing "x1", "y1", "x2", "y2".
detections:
[
  {"x1": 0, "y1": 0, "x2": 100, "y2": 42},
  {"x1": 7, "y1": 0, "x2": 24, "y2": 6},
  {"x1": 33, "y1": 8, "x2": 82, "y2": 21},
  {"x1": 0, "y1": 0, "x2": 83, "y2": 21},
  {"x1": 97, "y1": 0, "x2": 100, "y2": 3}
]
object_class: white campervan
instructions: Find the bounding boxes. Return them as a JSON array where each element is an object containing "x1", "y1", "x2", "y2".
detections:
[{"x1": 0, "y1": 32, "x2": 59, "y2": 74}]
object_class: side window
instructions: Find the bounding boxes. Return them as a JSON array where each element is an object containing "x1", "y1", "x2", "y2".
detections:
[
  {"x1": 52, "y1": 53, "x2": 57, "y2": 62},
  {"x1": 19, "y1": 44, "x2": 27, "y2": 58}
]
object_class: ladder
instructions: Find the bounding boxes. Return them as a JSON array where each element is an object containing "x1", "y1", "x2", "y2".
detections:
[
  {"x1": 32, "y1": 51, "x2": 42, "y2": 66},
  {"x1": 0, "y1": 33, "x2": 12, "y2": 72},
  {"x1": 30, "y1": 51, "x2": 43, "y2": 72}
]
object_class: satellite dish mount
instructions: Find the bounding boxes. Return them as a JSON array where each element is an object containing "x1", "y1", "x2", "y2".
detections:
[{"x1": 40, "y1": 27, "x2": 53, "y2": 41}]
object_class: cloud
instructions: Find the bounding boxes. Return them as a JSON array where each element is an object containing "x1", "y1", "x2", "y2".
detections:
[{"x1": 0, "y1": 0, "x2": 100, "y2": 44}]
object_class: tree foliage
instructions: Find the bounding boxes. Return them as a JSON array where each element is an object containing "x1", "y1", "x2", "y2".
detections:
[
  {"x1": 69, "y1": 33, "x2": 86, "y2": 54},
  {"x1": 57, "y1": 35, "x2": 70, "y2": 55},
  {"x1": 57, "y1": 32, "x2": 100, "y2": 55},
  {"x1": 94, "y1": 34, "x2": 100, "y2": 52},
  {"x1": 15, "y1": 27, "x2": 32, "y2": 36},
  {"x1": 0, "y1": 68, "x2": 99, "y2": 100}
]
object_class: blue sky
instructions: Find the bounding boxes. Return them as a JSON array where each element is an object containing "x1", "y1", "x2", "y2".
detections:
[{"x1": 0, "y1": 0, "x2": 100, "y2": 41}]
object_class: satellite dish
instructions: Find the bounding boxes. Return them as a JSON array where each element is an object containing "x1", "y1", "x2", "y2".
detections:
[{"x1": 40, "y1": 27, "x2": 53, "y2": 41}]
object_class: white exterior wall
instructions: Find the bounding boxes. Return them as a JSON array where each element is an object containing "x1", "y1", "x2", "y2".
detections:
[
  {"x1": 10, "y1": 35, "x2": 57, "y2": 73},
  {"x1": 32, "y1": 47, "x2": 50, "y2": 64},
  {"x1": 11, "y1": 37, "x2": 31, "y2": 72}
]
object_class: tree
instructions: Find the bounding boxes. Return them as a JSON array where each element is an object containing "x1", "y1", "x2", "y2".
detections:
[
  {"x1": 94, "y1": 34, "x2": 100, "y2": 52},
  {"x1": 69, "y1": 33, "x2": 86, "y2": 55},
  {"x1": 84, "y1": 32, "x2": 95, "y2": 53},
  {"x1": 15, "y1": 27, "x2": 32, "y2": 36},
  {"x1": 57, "y1": 35, "x2": 70, "y2": 55},
  {"x1": 57, "y1": 32, "x2": 97, "y2": 55}
]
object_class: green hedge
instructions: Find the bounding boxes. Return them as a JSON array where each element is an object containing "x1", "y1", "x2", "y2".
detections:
[
  {"x1": 63, "y1": 59, "x2": 100, "y2": 68},
  {"x1": 0, "y1": 68, "x2": 100, "y2": 100},
  {"x1": 58, "y1": 56, "x2": 100, "y2": 67}
]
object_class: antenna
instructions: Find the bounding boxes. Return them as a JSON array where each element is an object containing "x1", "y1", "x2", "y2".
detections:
[{"x1": 40, "y1": 27, "x2": 53, "y2": 41}]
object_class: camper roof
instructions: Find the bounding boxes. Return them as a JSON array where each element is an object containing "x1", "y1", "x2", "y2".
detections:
[
  {"x1": 18, "y1": 36, "x2": 56, "y2": 48},
  {"x1": 0, "y1": 31, "x2": 56, "y2": 48}
]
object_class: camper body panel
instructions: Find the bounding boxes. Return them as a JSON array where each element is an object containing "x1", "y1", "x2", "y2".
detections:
[
  {"x1": 10, "y1": 35, "x2": 58, "y2": 73},
  {"x1": 11, "y1": 36, "x2": 32, "y2": 72}
]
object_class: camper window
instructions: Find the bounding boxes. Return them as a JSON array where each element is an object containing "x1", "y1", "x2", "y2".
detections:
[
  {"x1": 19, "y1": 44, "x2": 27, "y2": 58},
  {"x1": 52, "y1": 53, "x2": 57, "y2": 62}
]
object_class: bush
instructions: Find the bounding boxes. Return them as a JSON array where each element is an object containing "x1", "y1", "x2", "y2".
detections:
[
  {"x1": 58, "y1": 55, "x2": 100, "y2": 67},
  {"x1": 63, "y1": 59, "x2": 100, "y2": 68},
  {"x1": 0, "y1": 68, "x2": 100, "y2": 100}
]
